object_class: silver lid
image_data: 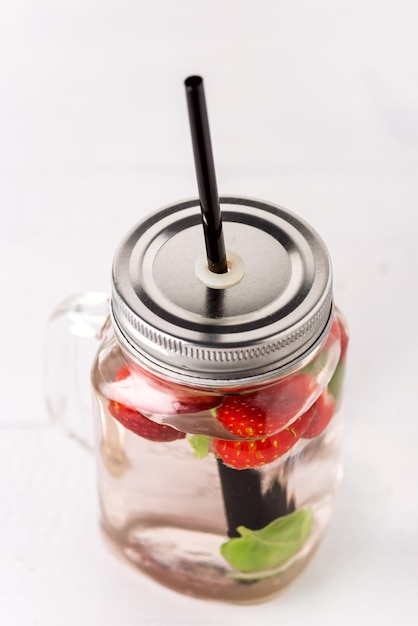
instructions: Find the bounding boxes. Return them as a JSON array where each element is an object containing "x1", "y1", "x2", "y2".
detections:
[{"x1": 111, "y1": 196, "x2": 333, "y2": 383}]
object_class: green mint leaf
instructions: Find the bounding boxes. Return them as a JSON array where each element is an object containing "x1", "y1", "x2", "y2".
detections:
[
  {"x1": 328, "y1": 361, "x2": 345, "y2": 401},
  {"x1": 188, "y1": 435, "x2": 210, "y2": 459},
  {"x1": 220, "y1": 509, "x2": 313, "y2": 573}
]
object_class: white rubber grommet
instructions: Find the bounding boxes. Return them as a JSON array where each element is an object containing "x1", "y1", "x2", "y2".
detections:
[{"x1": 195, "y1": 251, "x2": 245, "y2": 289}]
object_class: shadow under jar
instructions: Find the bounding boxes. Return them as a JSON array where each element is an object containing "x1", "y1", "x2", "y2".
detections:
[{"x1": 91, "y1": 197, "x2": 348, "y2": 603}]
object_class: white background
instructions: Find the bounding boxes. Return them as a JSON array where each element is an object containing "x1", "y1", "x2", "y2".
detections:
[{"x1": 1, "y1": 1, "x2": 418, "y2": 624}]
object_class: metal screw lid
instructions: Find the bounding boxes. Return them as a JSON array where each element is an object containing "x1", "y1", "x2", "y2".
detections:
[{"x1": 111, "y1": 196, "x2": 333, "y2": 384}]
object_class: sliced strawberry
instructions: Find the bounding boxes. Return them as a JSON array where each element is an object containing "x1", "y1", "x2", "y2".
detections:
[
  {"x1": 302, "y1": 388, "x2": 336, "y2": 439},
  {"x1": 322, "y1": 316, "x2": 341, "y2": 353},
  {"x1": 336, "y1": 314, "x2": 349, "y2": 364},
  {"x1": 108, "y1": 366, "x2": 186, "y2": 441},
  {"x1": 214, "y1": 373, "x2": 316, "y2": 439},
  {"x1": 213, "y1": 410, "x2": 314, "y2": 469},
  {"x1": 108, "y1": 398, "x2": 186, "y2": 441},
  {"x1": 110, "y1": 365, "x2": 220, "y2": 417}
]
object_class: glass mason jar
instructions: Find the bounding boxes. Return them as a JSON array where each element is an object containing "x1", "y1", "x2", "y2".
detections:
[{"x1": 46, "y1": 197, "x2": 348, "y2": 604}]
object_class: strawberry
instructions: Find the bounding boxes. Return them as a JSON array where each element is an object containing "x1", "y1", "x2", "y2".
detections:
[
  {"x1": 336, "y1": 314, "x2": 349, "y2": 364},
  {"x1": 213, "y1": 409, "x2": 314, "y2": 469},
  {"x1": 322, "y1": 316, "x2": 341, "y2": 353},
  {"x1": 110, "y1": 365, "x2": 220, "y2": 417},
  {"x1": 214, "y1": 373, "x2": 316, "y2": 439},
  {"x1": 108, "y1": 366, "x2": 186, "y2": 442},
  {"x1": 108, "y1": 399, "x2": 186, "y2": 441},
  {"x1": 302, "y1": 388, "x2": 336, "y2": 439},
  {"x1": 326, "y1": 312, "x2": 348, "y2": 402}
]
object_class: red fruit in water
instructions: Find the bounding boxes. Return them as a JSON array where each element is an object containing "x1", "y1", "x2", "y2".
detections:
[
  {"x1": 108, "y1": 366, "x2": 186, "y2": 442},
  {"x1": 337, "y1": 315, "x2": 349, "y2": 364},
  {"x1": 108, "y1": 399, "x2": 186, "y2": 441},
  {"x1": 214, "y1": 373, "x2": 316, "y2": 438},
  {"x1": 324, "y1": 316, "x2": 340, "y2": 350},
  {"x1": 213, "y1": 410, "x2": 315, "y2": 469},
  {"x1": 110, "y1": 365, "x2": 220, "y2": 417},
  {"x1": 302, "y1": 388, "x2": 336, "y2": 439}
]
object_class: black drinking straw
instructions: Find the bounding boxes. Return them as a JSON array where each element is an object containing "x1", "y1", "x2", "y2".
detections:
[
  {"x1": 184, "y1": 76, "x2": 293, "y2": 538},
  {"x1": 185, "y1": 76, "x2": 227, "y2": 274}
]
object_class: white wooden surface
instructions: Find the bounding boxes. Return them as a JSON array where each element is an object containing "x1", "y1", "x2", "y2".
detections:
[{"x1": 1, "y1": 1, "x2": 418, "y2": 624}]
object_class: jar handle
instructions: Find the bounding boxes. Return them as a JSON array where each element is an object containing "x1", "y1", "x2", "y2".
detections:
[{"x1": 44, "y1": 292, "x2": 109, "y2": 449}]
